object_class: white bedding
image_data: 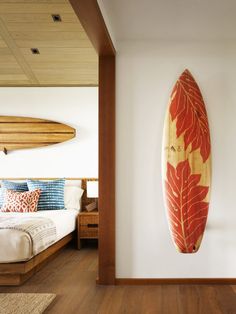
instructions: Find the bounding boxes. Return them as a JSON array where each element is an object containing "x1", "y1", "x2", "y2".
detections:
[{"x1": 0, "y1": 209, "x2": 78, "y2": 263}]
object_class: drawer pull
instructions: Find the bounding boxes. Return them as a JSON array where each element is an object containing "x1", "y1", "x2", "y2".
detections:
[{"x1": 87, "y1": 224, "x2": 98, "y2": 228}]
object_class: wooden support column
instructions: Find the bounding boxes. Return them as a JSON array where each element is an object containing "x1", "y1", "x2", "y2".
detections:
[
  {"x1": 69, "y1": 0, "x2": 116, "y2": 284},
  {"x1": 98, "y1": 55, "x2": 115, "y2": 284}
]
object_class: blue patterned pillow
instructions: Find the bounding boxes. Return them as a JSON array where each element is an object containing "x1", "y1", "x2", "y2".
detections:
[
  {"x1": 27, "y1": 179, "x2": 65, "y2": 210},
  {"x1": 0, "y1": 180, "x2": 28, "y2": 207}
]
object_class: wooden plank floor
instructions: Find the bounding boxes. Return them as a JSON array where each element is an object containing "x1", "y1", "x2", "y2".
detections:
[{"x1": 0, "y1": 246, "x2": 236, "y2": 314}]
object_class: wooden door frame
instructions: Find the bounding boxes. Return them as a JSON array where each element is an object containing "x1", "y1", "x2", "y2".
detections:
[{"x1": 69, "y1": 0, "x2": 116, "y2": 284}]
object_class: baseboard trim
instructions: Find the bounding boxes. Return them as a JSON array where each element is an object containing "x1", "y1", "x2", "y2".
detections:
[{"x1": 115, "y1": 278, "x2": 236, "y2": 285}]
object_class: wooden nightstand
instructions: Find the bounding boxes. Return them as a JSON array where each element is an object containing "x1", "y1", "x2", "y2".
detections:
[{"x1": 77, "y1": 211, "x2": 99, "y2": 249}]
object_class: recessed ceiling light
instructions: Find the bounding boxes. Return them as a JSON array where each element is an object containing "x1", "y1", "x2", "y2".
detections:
[
  {"x1": 52, "y1": 14, "x2": 62, "y2": 22},
  {"x1": 31, "y1": 48, "x2": 40, "y2": 54}
]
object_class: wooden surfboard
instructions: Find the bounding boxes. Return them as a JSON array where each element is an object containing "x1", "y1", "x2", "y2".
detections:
[
  {"x1": 0, "y1": 116, "x2": 76, "y2": 154},
  {"x1": 162, "y1": 69, "x2": 211, "y2": 253}
]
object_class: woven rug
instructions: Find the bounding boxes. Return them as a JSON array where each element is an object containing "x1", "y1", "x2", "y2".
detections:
[{"x1": 0, "y1": 293, "x2": 56, "y2": 314}]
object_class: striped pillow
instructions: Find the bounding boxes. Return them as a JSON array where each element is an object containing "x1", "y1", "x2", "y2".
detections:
[
  {"x1": 0, "y1": 180, "x2": 28, "y2": 208},
  {"x1": 27, "y1": 179, "x2": 65, "y2": 210}
]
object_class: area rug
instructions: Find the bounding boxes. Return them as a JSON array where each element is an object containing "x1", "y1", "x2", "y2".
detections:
[{"x1": 0, "y1": 293, "x2": 56, "y2": 314}]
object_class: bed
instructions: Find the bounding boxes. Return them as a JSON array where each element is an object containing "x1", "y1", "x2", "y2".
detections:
[
  {"x1": 0, "y1": 178, "x2": 98, "y2": 286},
  {"x1": 0, "y1": 209, "x2": 78, "y2": 263}
]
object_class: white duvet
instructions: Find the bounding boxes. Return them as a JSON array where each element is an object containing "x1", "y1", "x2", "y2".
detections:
[{"x1": 0, "y1": 209, "x2": 78, "y2": 263}]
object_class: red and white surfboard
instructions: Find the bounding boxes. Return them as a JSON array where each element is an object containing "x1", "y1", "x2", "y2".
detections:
[{"x1": 162, "y1": 69, "x2": 211, "y2": 253}]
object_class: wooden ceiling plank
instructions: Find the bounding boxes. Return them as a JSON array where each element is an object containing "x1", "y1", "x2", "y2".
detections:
[
  {"x1": 0, "y1": 84, "x2": 98, "y2": 87},
  {"x1": 0, "y1": 61, "x2": 22, "y2": 69},
  {"x1": 34, "y1": 71, "x2": 98, "y2": 79},
  {"x1": 31, "y1": 63, "x2": 98, "y2": 69},
  {"x1": 14, "y1": 39, "x2": 93, "y2": 48},
  {"x1": 0, "y1": 4, "x2": 74, "y2": 14},
  {"x1": 36, "y1": 82, "x2": 97, "y2": 86},
  {"x1": 0, "y1": 47, "x2": 12, "y2": 55},
  {"x1": 0, "y1": 68, "x2": 23, "y2": 74},
  {"x1": 6, "y1": 22, "x2": 84, "y2": 32},
  {"x1": 0, "y1": 74, "x2": 29, "y2": 80},
  {"x1": 33, "y1": 67, "x2": 98, "y2": 83},
  {"x1": 37, "y1": 64, "x2": 98, "y2": 69},
  {"x1": 21, "y1": 46, "x2": 97, "y2": 56},
  {"x1": 0, "y1": 0, "x2": 67, "y2": 3},
  {"x1": 0, "y1": 13, "x2": 78, "y2": 23},
  {"x1": 10, "y1": 31, "x2": 89, "y2": 41},
  {"x1": 0, "y1": 0, "x2": 98, "y2": 86},
  {"x1": 0, "y1": 17, "x2": 38, "y2": 84},
  {"x1": 0, "y1": 80, "x2": 31, "y2": 85},
  {"x1": 0, "y1": 35, "x2": 7, "y2": 47}
]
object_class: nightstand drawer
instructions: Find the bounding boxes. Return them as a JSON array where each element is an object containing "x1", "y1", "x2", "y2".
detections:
[
  {"x1": 79, "y1": 214, "x2": 99, "y2": 226},
  {"x1": 80, "y1": 225, "x2": 98, "y2": 238},
  {"x1": 79, "y1": 213, "x2": 99, "y2": 239}
]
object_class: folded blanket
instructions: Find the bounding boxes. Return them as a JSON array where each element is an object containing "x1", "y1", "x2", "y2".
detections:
[{"x1": 0, "y1": 217, "x2": 56, "y2": 255}]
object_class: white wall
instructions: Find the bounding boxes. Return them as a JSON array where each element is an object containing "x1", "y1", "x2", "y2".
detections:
[
  {"x1": 0, "y1": 87, "x2": 98, "y2": 178},
  {"x1": 116, "y1": 40, "x2": 236, "y2": 278}
]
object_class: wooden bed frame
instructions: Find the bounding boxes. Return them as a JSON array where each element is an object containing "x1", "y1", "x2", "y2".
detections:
[
  {"x1": 0, "y1": 177, "x2": 98, "y2": 286},
  {"x1": 0, "y1": 233, "x2": 74, "y2": 286}
]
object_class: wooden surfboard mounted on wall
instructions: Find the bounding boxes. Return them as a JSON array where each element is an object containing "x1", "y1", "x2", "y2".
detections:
[
  {"x1": 162, "y1": 69, "x2": 211, "y2": 253},
  {"x1": 0, "y1": 116, "x2": 76, "y2": 154}
]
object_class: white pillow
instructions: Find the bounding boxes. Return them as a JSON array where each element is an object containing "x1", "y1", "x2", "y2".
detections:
[
  {"x1": 65, "y1": 180, "x2": 82, "y2": 187},
  {"x1": 64, "y1": 186, "x2": 84, "y2": 211}
]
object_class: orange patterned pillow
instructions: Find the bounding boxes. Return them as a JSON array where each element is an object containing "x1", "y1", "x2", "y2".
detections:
[{"x1": 1, "y1": 189, "x2": 41, "y2": 212}]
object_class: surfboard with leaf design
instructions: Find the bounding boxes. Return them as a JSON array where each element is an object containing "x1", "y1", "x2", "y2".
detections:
[{"x1": 162, "y1": 69, "x2": 211, "y2": 253}]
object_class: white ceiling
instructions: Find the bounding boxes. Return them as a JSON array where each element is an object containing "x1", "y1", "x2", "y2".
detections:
[{"x1": 100, "y1": 0, "x2": 236, "y2": 41}]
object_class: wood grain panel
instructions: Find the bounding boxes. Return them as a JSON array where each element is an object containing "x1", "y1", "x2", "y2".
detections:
[
  {"x1": 0, "y1": 68, "x2": 25, "y2": 74},
  {"x1": 0, "y1": 4, "x2": 74, "y2": 14},
  {"x1": 19, "y1": 46, "x2": 98, "y2": 84},
  {"x1": 0, "y1": 0, "x2": 98, "y2": 86},
  {"x1": 0, "y1": 116, "x2": 75, "y2": 152},
  {"x1": 0, "y1": 133, "x2": 73, "y2": 143},
  {"x1": 10, "y1": 31, "x2": 91, "y2": 48},
  {"x1": 33, "y1": 71, "x2": 97, "y2": 85},
  {"x1": 0, "y1": 17, "x2": 38, "y2": 84},
  {"x1": 0, "y1": 56, "x2": 21, "y2": 68},
  {"x1": 6, "y1": 22, "x2": 83, "y2": 32},
  {"x1": 10, "y1": 31, "x2": 88, "y2": 41},
  {"x1": 0, "y1": 0, "x2": 67, "y2": 3},
  {"x1": 14, "y1": 39, "x2": 91, "y2": 49},
  {"x1": 1, "y1": 13, "x2": 78, "y2": 23},
  {"x1": 21, "y1": 47, "x2": 97, "y2": 61},
  {"x1": 0, "y1": 123, "x2": 73, "y2": 133},
  {"x1": 1, "y1": 248, "x2": 236, "y2": 312},
  {"x1": 0, "y1": 35, "x2": 7, "y2": 47},
  {"x1": 0, "y1": 116, "x2": 49, "y2": 122},
  {"x1": 0, "y1": 74, "x2": 29, "y2": 81}
]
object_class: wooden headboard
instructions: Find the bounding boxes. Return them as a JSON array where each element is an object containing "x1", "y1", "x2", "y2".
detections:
[{"x1": 0, "y1": 178, "x2": 98, "y2": 211}]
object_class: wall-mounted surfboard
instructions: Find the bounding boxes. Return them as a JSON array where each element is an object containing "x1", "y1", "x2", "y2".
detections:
[
  {"x1": 0, "y1": 116, "x2": 76, "y2": 154},
  {"x1": 162, "y1": 69, "x2": 211, "y2": 253}
]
